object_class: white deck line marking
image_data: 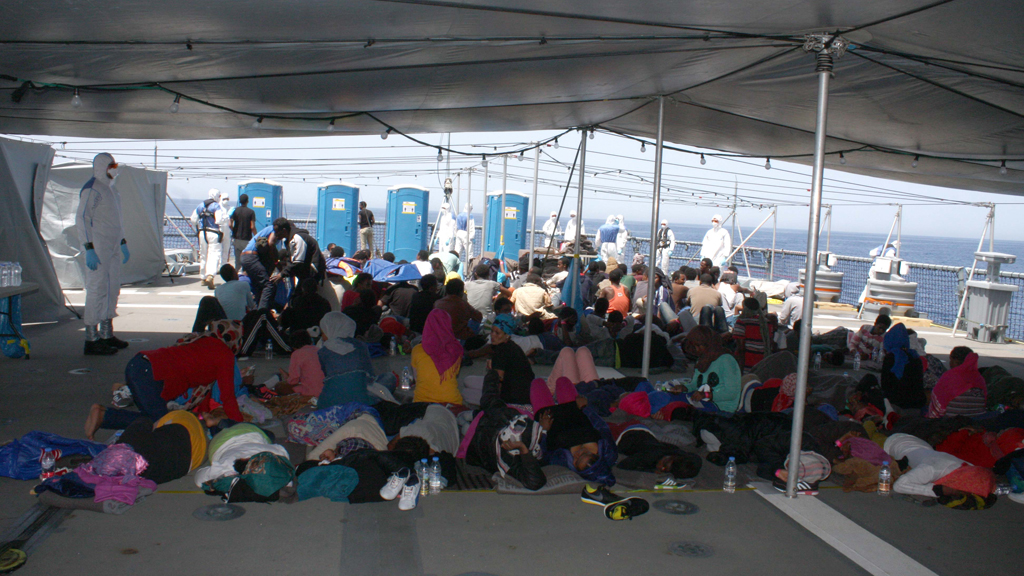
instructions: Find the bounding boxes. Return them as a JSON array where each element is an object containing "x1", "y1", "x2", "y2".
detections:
[
  {"x1": 67, "y1": 303, "x2": 199, "y2": 309},
  {"x1": 752, "y1": 483, "x2": 938, "y2": 576}
]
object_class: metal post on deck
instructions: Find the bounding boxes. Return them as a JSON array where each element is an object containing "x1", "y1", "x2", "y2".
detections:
[
  {"x1": 896, "y1": 205, "x2": 903, "y2": 259},
  {"x1": 482, "y1": 159, "x2": 489, "y2": 256},
  {"x1": 574, "y1": 131, "x2": 587, "y2": 254},
  {"x1": 770, "y1": 206, "x2": 778, "y2": 280},
  {"x1": 528, "y1": 143, "x2": 540, "y2": 268},
  {"x1": 500, "y1": 155, "x2": 508, "y2": 249},
  {"x1": 787, "y1": 33, "x2": 847, "y2": 499},
  {"x1": 641, "y1": 96, "x2": 666, "y2": 378},
  {"x1": 467, "y1": 169, "x2": 473, "y2": 261}
]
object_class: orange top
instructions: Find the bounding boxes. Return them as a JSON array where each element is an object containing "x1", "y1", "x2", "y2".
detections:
[{"x1": 608, "y1": 284, "x2": 630, "y2": 316}]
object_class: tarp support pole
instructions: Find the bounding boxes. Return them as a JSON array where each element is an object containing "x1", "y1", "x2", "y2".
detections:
[
  {"x1": 482, "y1": 161, "x2": 489, "y2": 255},
  {"x1": 574, "y1": 131, "x2": 587, "y2": 255},
  {"x1": 467, "y1": 169, "x2": 473, "y2": 261},
  {"x1": 528, "y1": 143, "x2": 540, "y2": 268},
  {"x1": 641, "y1": 96, "x2": 666, "y2": 378},
  {"x1": 787, "y1": 34, "x2": 846, "y2": 498},
  {"x1": 500, "y1": 155, "x2": 508, "y2": 248},
  {"x1": 770, "y1": 206, "x2": 778, "y2": 280}
]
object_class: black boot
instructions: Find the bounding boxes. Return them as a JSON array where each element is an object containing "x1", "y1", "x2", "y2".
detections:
[
  {"x1": 101, "y1": 336, "x2": 130, "y2": 350},
  {"x1": 84, "y1": 340, "x2": 118, "y2": 356}
]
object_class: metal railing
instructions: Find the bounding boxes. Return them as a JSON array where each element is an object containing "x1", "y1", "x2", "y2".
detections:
[{"x1": 164, "y1": 216, "x2": 1022, "y2": 340}]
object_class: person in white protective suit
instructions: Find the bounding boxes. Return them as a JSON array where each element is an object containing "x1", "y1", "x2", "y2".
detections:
[
  {"x1": 453, "y1": 203, "x2": 475, "y2": 260},
  {"x1": 700, "y1": 213, "x2": 732, "y2": 268},
  {"x1": 563, "y1": 210, "x2": 584, "y2": 249},
  {"x1": 436, "y1": 203, "x2": 456, "y2": 253},
  {"x1": 615, "y1": 214, "x2": 628, "y2": 257},
  {"x1": 218, "y1": 191, "x2": 233, "y2": 267},
  {"x1": 656, "y1": 219, "x2": 676, "y2": 272},
  {"x1": 190, "y1": 188, "x2": 227, "y2": 290},
  {"x1": 597, "y1": 215, "x2": 621, "y2": 262},
  {"x1": 76, "y1": 153, "x2": 131, "y2": 355},
  {"x1": 541, "y1": 211, "x2": 561, "y2": 250}
]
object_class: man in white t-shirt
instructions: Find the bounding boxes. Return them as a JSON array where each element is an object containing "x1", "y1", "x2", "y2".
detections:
[
  {"x1": 718, "y1": 273, "x2": 744, "y2": 326},
  {"x1": 465, "y1": 263, "x2": 511, "y2": 317}
]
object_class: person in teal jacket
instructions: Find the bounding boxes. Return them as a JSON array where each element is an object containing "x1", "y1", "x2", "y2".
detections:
[{"x1": 685, "y1": 326, "x2": 742, "y2": 413}]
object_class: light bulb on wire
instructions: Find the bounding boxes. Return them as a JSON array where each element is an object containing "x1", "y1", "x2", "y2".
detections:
[
  {"x1": 553, "y1": 138, "x2": 559, "y2": 149},
  {"x1": 482, "y1": 155, "x2": 488, "y2": 167},
  {"x1": 381, "y1": 128, "x2": 391, "y2": 140},
  {"x1": 640, "y1": 142, "x2": 646, "y2": 153},
  {"x1": 839, "y1": 152, "x2": 846, "y2": 164},
  {"x1": 911, "y1": 155, "x2": 919, "y2": 168},
  {"x1": 252, "y1": 117, "x2": 263, "y2": 129},
  {"x1": 589, "y1": 129, "x2": 595, "y2": 140},
  {"x1": 1000, "y1": 160, "x2": 1007, "y2": 175},
  {"x1": 518, "y1": 151, "x2": 524, "y2": 161},
  {"x1": 327, "y1": 119, "x2": 335, "y2": 132},
  {"x1": 71, "y1": 89, "x2": 82, "y2": 108},
  {"x1": 700, "y1": 154, "x2": 706, "y2": 165},
  {"x1": 168, "y1": 94, "x2": 180, "y2": 113},
  {"x1": 764, "y1": 157, "x2": 771, "y2": 170},
  {"x1": 437, "y1": 148, "x2": 444, "y2": 162}
]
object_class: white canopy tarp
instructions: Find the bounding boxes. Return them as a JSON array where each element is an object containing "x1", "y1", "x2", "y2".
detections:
[
  {"x1": 0, "y1": 1, "x2": 1021, "y2": 194},
  {"x1": 42, "y1": 163, "x2": 168, "y2": 289},
  {"x1": 0, "y1": 137, "x2": 62, "y2": 321}
]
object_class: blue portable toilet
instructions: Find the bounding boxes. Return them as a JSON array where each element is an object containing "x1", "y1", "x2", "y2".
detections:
[
  {"x1": 238, "y1": 179, "x2": 284, "y2": 232},
  {"x1": 385, "y1": 184, "x2": 429, "y2": 263},
  {"x1": 316, "y1": 181, "x2": 360, "y2": 256},
  {"x1": 484, "y1": 190, "x2": 529, "y2": 255}
]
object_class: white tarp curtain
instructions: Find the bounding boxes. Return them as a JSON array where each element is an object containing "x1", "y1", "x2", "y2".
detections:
[
  {"x1": 0, "y1": 137, "x2": 62, "y2": 321},
  {"x1": 0, "y1": 1, "x2": 1021, "y2": 194},
  {"x1": 42, "y1": 163, "x2": 167, "y2": 289}
]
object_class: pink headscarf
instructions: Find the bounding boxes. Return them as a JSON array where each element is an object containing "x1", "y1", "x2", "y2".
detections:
[
  {"x1": 930, "y1": 353, "x2": 986, "y2": 413},
  {"x1": 422, "y1": 308, "x2": 463, "y2": 377}
]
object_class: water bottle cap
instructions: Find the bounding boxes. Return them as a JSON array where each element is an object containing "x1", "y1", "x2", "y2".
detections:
[
  {"x1": 421, "y1": 458, "x2": 428, "y2": 463},
  {"x1": 728, "y1": 456, "x2": 735, "y2": 461},
  {"x1": 432, "y1": 456, "x2": 439, "y2": 461},
  {"x1": 882, "y1": 460, "x2": 889, "y2": 465}
]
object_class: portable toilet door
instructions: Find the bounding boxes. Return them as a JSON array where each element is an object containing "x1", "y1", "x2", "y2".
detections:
[
  {"x1": 238, "y1": 179, "x2": 284, "y2": 232},
  {"x1": 385, "y1": 185, "x2": 429, "y2": 263},
  {"x1": 316, "y1": 182, "x2": 360, "y2": 256},
  {"x1": 484, "y1": 190, "x2": 529, "y2": 255}
]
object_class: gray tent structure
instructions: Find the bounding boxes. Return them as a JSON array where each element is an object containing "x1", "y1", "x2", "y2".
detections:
[
  {"x1": 42, "y1": 162, "x2": 168, "y2": 290},
  {"x1": 0, "y1": 0, "x2": 1020, "y2": 193},
  {"x1": 0, "y1": 137, "x2": 62, "y2": 321}
]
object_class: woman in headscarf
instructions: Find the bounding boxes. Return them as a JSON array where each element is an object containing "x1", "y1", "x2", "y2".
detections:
[
  {"x1": 317, "y1": 311, "x2": 374, "y2": 379},
  {"x1": 85, "y1": 320, "x2": 245, "y2": 440},
  {"x1": 683, "y1": 326, "x2": 742, "y2": 412},
  {"x1": 927, "y1": 346, "x2": 987, "y2": 418},
  {"x1": 411, "y1": 309, "x2": 464, "y2": 404},
  {"x1": 880, "y1": 323, "x2": 926, "y2": 409},
  {"x1": 489, "y1": 314, "x2": 536, "y2": 405}
]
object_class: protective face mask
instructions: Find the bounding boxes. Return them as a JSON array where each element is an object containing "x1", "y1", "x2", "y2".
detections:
[
  {"x1": 107, "y1": 167, "x2": 120, "y2": 179},
  {"x1": 712, "y1": 221, "x2": 721, "y2": 230}
]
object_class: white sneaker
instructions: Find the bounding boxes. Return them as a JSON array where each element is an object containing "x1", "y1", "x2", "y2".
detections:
[
  {"x1": 379, "y1": 468, "x2": 410, "y2": 501},
  {"x1": 398, "y1": 478, "x2": 420, "y2": 511},
  {"x1": 111, "y1": 385, "x2": 132, "y2": 408}
]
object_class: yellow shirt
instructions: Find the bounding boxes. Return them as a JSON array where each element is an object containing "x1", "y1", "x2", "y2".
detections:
[
  {"x1": 155, "y1": 410, "x2": 208, "y2": 471},
  {"x1": 411, "y1": 344, "x2": 463, "y2": 405}
]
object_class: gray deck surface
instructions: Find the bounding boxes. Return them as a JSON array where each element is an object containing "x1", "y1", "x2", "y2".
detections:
[{"x1": 1, "y1": 274, "x2": 1021, "y2": 575}]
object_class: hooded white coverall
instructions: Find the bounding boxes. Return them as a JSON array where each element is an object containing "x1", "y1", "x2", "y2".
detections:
[
  {"x1": 191, "y1": 188, "x2": 226, "y2": 278},
  {"x1": 453, "y1": 203, "x2": 475, "y2": 259},
  {"x1": 219, "y1": 192, "x2": 233, "y2": 267},
  {"x1": 597, "y1": 215, "x2": 622, "y2": 262},
  {"x1": 656, "y1": 222, "x2": 676, "y2": 272},
  {"x1": 564, "y1": 212, "x2": 584, "y2": 248},
  {"x1": 541, "y1": 212, "x2": 561, "y2": 249},
  {"x1": 436, "y1": 204, "x2": 456, "y2": 253},
  {"x1": 700, "y1": 214, "x2": 732, "y2": 267},
  {"x1": 615, "y1": 215, "x2": 628, "y2": 257},
  {"x1": 75, "y1": 153, "x2": 125, "y2": 327}
]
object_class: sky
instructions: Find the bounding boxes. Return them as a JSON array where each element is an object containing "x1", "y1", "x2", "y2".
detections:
[{"x1": 17, "y1": 129, "x2": 1024, "y2": 241}]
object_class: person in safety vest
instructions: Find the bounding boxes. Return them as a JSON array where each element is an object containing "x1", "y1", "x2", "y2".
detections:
[
  {"x1": 656, "y1": 219, "x2": 676, "y2": 273},
  {"x1": 191, "y1": 188, "x2": 226, "y2": 289}
]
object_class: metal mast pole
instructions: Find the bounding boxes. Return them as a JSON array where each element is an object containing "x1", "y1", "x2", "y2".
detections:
[
  {"x1": 482, "y1": 159, "x2": 489, "y2": 256},
  {"x1": 770, "y1": 206, "x2": 778, "y2": 280},
  {"x1": 641, "y1": 96, "x2": 666, "y2": 378},
  {"x1": 787, "y1": 33, "x2": 847, "y2": 498},
  {"x1": 467, "y1": 169, "x2": 473, "y2": 260},
  {"x1": 500, "y1": 155, "x2": 508, "y2": 249},
  {"x1": 528, "y1": 143, "x2": 540, "y2": 268},
  {"x1": 574, "y1": 132, "x2": 587, "y2": 254}
]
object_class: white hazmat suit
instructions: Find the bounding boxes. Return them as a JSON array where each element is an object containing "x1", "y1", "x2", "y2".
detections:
[
  {"x1": 191, "y1": 188, "x2": 226, "y2": 287},
  {"x1": 75, "y1": 153, "x2": 129, "y2": 353},
  {"x1": 597, "y1": 215, "x2": 622, "y2": 263},
  {"x1": 615, "y1": 215, "x2": 628, "y2": 256},
  {"x1": 453, "y1": 203, "x2": 475, "y2": 260},
  {"x1": 541, "y1": 211, "x2": 561, "y2": 250},
  {"x1": 656, "y1": 220, "x2": 676, "y2": 272},
  {"x1": 564, "y1": 210, "x2": 584, "y2": 248},
  {"x1": 436, "y1": 203, "x2": 456, "y2": 253},
  {"x1": 218, "y1": 192, "x2": 233, "y2": 267},
  {"x1": 700, "y1": 214, "x2": 732, "y2": 267}
]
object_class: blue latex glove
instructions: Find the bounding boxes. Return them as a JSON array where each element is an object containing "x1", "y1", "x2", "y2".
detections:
[
  {"x1": 121, "y1": 243, "x2": 130, "y2": 264},
  {"x1": 85, "y1": 248, "x2": 100, "y2": 271}
]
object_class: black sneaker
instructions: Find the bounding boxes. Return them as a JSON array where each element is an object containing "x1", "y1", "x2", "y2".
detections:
[
  {"x1": 84, "y1": 340, "x2": 118, "y2": 356},
  {"x1": 772, "y1": 477, "x2": 819, "y2": 495},
  {"x1": 604, "y1": 497, "x2": 650, "y2": 521},
  {"x1": 101, "y1": 336, "x2": 130, "y2": 350},
  {"x1": 581, "y1": 484, "x2": 623, "y2": 506}
]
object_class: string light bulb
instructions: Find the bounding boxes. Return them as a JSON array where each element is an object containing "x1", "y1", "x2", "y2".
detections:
[
  {"x1": 640, "y1": 142, "x2": 646, "y2": 153},
  {"x1": 765, "y1": 157, "x2": 771, "y2": 170},
  {"x1": 251, "y1": 117, "x2": 263, "y2": 129},
  {"x1": 71, "y1": 89, "x2": 82, "y2": 108},
  {"x1": 482, "y1": 155, "x2": 488, "y2": 167},
  {"x1": 589, "y1": 129, "x2": 595, "y2": 140},
  {"x1": 381, "y1": 128, "x2": 391, "y2": 140},
  {"x1": 553, "y1": 138, "x2": 559, "y2": 149},
  {"x1": 168, "y1": 94, "x2": 180, "y2": 113},
  {"x1": 518, "y1": 150, "x2": 524, "y2": 161},
  {"x1": 911, "y1": 155, "x2": 919, "y2": 168},
  {"x1": 327, "y1": 119, "x2": 335, "y2": 132},
  {"x1": 1000, "y1": 160, "x2": 1007, "y2": 175},
  {"x1": 839, "y1": 152, "x2": 846, "y2": 164},
  {"x1": 700, "y1": 154, "x2": 706, "y2": 165},
  {"x1": 437, "y1": 148, "x2": 444, "y2": 162}
]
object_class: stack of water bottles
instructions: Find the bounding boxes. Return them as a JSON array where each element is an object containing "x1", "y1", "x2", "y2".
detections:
[
  {"x1": 0, "y1": 261, "x2": 23, "y2": 287},
  {"x1": 414, "y1": 456, "x2": 445, "y2": 497}
]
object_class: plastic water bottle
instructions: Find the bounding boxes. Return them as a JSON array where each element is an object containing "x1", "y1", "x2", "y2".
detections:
[
  {"x1": 723, "y1": 456, "x2": 737, "y2": 493},
  {"x1": 415, "y1": 458, "x2": 429, "y2": 496},
  {"x1": 265, "y1": 339, "x2": 274, "y2": 360},
  {"x1": 0, "y1": 263, "x2": 8, "y2": 287},
  {"x1": 853, "y1": 354, "x2": 861, "y2": 371},
  {"x1": 813, "y1": 352, "x2": 822, "y2": 370},
  {"x1": 429, "y1": 456, "x2": 442, "y2": 495},
  {"x1": 401, "y1": 366, "x2": 415, "y2": 390},
  {"x1": 12, "y1": 262, "x2": 21, "y2": 287},
  {"x1": 877, "y1": 461, "x2": 892, "y2": 496},
  {"x1": 39, "y1": 449, "x2": 57, "y2": 481},
  {"x1": 389, "y1": 338, "x2": 398, "y2": 356}
]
